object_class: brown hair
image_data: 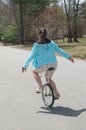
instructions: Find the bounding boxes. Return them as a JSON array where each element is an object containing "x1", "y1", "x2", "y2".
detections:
[{"x1": 38, "y1": 28, "x2": 47, "y2": 43}]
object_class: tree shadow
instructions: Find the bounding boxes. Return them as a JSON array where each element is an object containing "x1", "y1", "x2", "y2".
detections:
[{"x1": 37, "y1": 106, "x2": 86, "y2": 117}]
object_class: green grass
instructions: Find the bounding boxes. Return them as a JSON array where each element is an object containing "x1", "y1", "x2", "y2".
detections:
[
  {"x1": 13, "y1": 38, "x2": 86, "y2": 60},
  {"x1": 56, "y1": 38, "x2": 86, "y2": 45},
  {"x1": 56, "y1": 38, "x2": 86, "y2": 60}
]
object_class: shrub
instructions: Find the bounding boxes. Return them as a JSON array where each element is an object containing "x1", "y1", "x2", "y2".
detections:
[{"x1": 0, "y1": 25, "x2": 18, "y2": 44}]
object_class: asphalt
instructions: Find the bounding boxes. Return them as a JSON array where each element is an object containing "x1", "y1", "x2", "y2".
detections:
[{"x1": 0, "y1": 46, "x2": 86, "y2": 130}]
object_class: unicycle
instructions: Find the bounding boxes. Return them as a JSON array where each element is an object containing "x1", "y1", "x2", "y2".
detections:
[{"x1": 41, "y1": 67, "x2": 55, "y2": 107}]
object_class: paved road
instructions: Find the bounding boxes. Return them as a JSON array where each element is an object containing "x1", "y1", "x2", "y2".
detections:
[{"x1": 0, "y1": 46, "x2": 86, "y2": 130}]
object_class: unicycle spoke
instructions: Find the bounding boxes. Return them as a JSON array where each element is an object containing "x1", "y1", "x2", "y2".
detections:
[{"x1": 42, "y1": 83, "x2": 54, "y2": 107}]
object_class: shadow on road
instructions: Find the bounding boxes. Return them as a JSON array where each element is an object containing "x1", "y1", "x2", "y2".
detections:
[{"x1": 37, "y1": 106, "x2": 86, "y2": 117}]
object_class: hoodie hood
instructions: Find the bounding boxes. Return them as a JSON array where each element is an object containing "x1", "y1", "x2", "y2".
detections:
[
  {"x1": 34, "y1": 41, "x2": 52, "y2": 49},
  {"x1": 37, "y1": 38, "x2": 51, "y2": 44}
]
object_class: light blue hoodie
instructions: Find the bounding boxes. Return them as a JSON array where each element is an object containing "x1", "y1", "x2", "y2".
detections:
[{"x1": 23, "y1": 41, "x2": 71, "y2": 69}]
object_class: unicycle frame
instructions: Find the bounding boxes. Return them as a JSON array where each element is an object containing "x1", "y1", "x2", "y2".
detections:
[{"x1": 41, "y1": 67, "x2": 55, "y2": 107}]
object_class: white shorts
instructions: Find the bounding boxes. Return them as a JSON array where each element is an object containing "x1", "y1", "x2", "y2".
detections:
[{"x1": 33, "y1": 62, "x2": 57, "y2": 78}]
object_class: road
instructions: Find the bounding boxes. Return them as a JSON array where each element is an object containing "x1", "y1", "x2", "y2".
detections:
[{"x1": 0, "y1": 46, "x2": 86, "y2": 130}]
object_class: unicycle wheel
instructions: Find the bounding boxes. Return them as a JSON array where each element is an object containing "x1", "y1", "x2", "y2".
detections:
[{"x1": 41, "y1": 83, "x2": 54, "y2": 107}]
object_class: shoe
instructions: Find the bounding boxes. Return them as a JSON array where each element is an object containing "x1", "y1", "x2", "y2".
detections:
[
  {"x1": 54, "y1": 95, "x2": 60, "y2": 100},
  {"x1": 36, "y1": 88, "x2": 43, "y2": 93}
]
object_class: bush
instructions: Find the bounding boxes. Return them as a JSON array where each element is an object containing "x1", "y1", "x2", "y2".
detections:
[
  {"x1": 0, "y1": 24, "x2": 4, "y2": 41},
  {"x1": 0, "y1": 25, "x2": 18, "y2": 44}
]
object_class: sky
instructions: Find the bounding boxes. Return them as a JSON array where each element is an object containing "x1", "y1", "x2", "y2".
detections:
[
  {"x1": 80, "y1": 0, "x2": 85, "y2": 2},
  {"x1": 80, "y1": 0, "x2": 86, "y2": 2}
]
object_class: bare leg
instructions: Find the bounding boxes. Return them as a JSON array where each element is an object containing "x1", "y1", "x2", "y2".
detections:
[
  {"x1": 46, "y1": 77, "x2": 60, "y2": 97},
  {"x1": 33, "y1": 70, "x2": 43, "y2": 90}
]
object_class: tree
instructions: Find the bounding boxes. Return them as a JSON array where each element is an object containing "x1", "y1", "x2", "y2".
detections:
[
  {"x1": 11, "y1": 0, "x2": 28, "y2": 44},
  {"x1": 34, "y1": 4, "x2": 63, "y2": 40},
  {"x1": 63, "y1": 0, "x2": 80, "y2": 42},
  {"x1": 72, "y1": 0, "x2": 80, "y2": 42},
  {"x1": 79, "y1": 1, "x2": 86, "y2": 35},
  {"x1": 63, "y1": 0, "x2": 73, "y2": 42},
  {"x1": 10, "y1": 0, "x2": 53, "y2": 44}
]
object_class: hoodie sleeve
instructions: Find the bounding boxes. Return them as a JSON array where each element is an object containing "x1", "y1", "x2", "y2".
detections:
[
  {"x1": 23, "y1": 44, "x2": 38, "y2": 69},
  {"x1": 52, "y1": 41, "x2": 71, "y2": 59}
]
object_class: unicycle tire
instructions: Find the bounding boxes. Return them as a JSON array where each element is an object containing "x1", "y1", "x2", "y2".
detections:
[{"x1": 42, "y1": 83, "x2": 54, "y2": 107}]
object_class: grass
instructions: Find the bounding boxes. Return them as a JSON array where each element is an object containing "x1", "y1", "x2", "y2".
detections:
[
  {"x1": 57, "y1": 38, "x2": 86, "y2": 60},
  {"x1": 61, "y1": 45, "x2": 86, "y2": 60},
  {"x1": 13, "y1": 38, "x2": 86, "y2": 60}
]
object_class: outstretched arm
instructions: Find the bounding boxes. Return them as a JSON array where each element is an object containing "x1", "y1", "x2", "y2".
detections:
[{"x1": 52, "y1": 41, "x2": 75, "y2": 62}]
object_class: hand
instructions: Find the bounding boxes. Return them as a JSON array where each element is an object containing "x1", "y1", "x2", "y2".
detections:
[
  {"x1": 69, "y1": 57, "x2": 75, "y2": 63},
  {"x1": 22, "y1": 67, "x2": 26, "y2": 73}
]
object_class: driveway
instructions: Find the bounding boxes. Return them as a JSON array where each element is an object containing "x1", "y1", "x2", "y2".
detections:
[{"x1": 0, "y1": 46, "x2": 86, "y2": 130}]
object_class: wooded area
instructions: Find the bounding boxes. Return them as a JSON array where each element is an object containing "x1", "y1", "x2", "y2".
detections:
[{"x1": 0, "y1": 0, "x2": 86, "y2": 45}]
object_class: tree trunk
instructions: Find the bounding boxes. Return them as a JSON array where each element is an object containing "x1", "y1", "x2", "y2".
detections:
[
  {"x1": 72, "y1": 0, "x2": 80, "y2": 42},
  {"x1": 64, "y1": 0, "x2": 73, "y2": 43},
  {"x1": 67, "y1": 18, "x2": 73, "y2": 43},
  {"x1": 73, "y1": 17, "x2": 78, "y2": 42},
  {"x1": 19, "y1": 2, "x2": 25, "y2": 44}
]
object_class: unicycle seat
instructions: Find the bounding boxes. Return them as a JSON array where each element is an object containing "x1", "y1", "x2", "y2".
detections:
[{"x1": 47, "y1": 67, "x2": 55, "y2": 71}]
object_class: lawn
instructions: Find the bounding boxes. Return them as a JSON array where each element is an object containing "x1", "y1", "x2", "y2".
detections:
[
  {"x1": 14, "y1": 38, "x2": 86, "y2": 60},
  {"x1": 57, "y1": 38, "x2": 86, "y2": 60}
]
